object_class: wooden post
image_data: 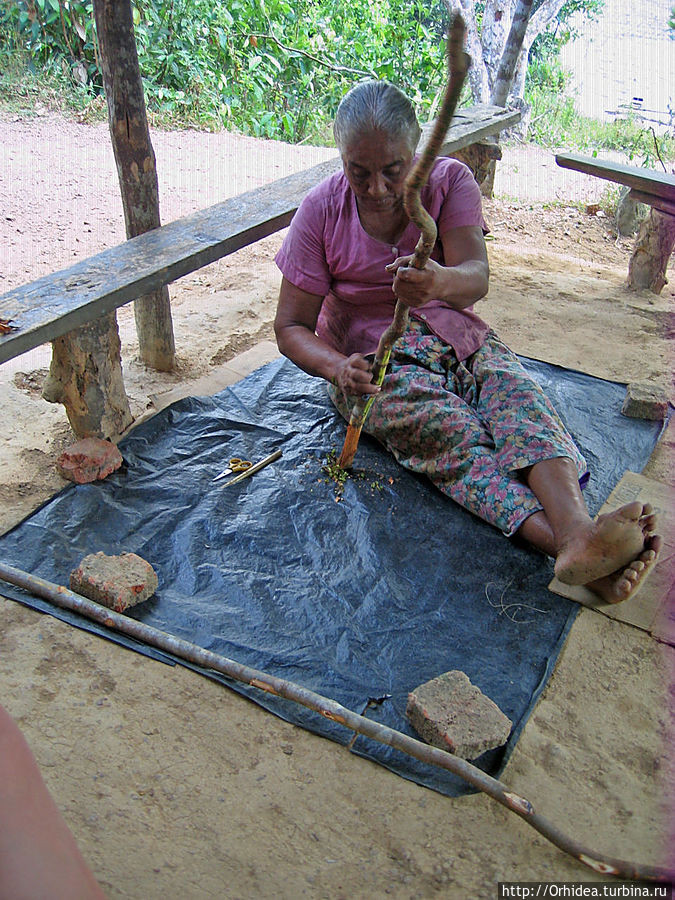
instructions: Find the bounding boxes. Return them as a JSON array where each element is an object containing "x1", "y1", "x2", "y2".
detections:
[
  {"x1": 42, "y1": 312, "x2": 133, "y2": 438},
  {"x1": 627, "y1": 209, "x2": 675, "y2": 295},
  {"x1": 93, "y1": 0, "x2": 176, "y2": 371}
]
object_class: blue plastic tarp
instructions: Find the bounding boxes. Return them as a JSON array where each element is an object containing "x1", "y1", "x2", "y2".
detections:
[{"x1": 0, "y1": 357, "x2": 665, "y2": 796}]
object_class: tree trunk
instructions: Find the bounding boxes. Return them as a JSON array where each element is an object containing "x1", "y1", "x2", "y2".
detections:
[
  {"x1": 508, "y1": 0, "x2": 567, "y2": 136},
  {"x1": 450, "y1": 140, "x2": 502, "y2": 197},
  {"x1": 93, "y1": 0, "x2": 175, "y2": 371},
  {"x1": 627, "y1": 209, "x2": 675, "y2": 294},
  {"x1": 506, "y1": 47, "x2": 531, "y2": 135},
  {"x1": 444, "y1": 0, "x2": 564, "y2": 116},
  {"x1": 490, "y1": 0, "x2": 535, "y2": 107},
  {"x1": 511, "y1": 44, "x2": 528, "y2": 102},
  {"x1": 42, "y1": 313, "x2": 133, "y2": 439},
  {"x1": 442, "y1": 0, "x2": 490, "y2": 102}
]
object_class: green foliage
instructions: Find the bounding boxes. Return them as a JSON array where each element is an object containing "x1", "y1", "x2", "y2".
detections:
[
  {"x1": 596, "y1": 183, "x2": 623, "y2": 217},
  {"x1": 0, "y1": 0, "x2": 98, "y2": 84},
  {"x1": 1, "y1": 0, "x2": 451, "y2": 142},
  {"x1": 529, "y1": 0, "x2": 604, "y2": 67},
  {"x1": 0, "y1": 0, "x2": 101, "y2": 119},
  {"x1": 2, "y1": 0, "x2": 668, "y2": 166}
]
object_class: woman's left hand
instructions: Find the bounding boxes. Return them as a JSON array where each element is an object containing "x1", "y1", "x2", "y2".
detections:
[{"x1": 386, "y1": 254, "x2": 444, "y2": 307}]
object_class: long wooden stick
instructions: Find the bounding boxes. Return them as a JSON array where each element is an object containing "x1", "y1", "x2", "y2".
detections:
[
  {"x1": 0, "y1": 560, "x2": 672, "y2": 883},
  {"x1": 337, "y1": 15, "x2": 470, "y2": 469}
]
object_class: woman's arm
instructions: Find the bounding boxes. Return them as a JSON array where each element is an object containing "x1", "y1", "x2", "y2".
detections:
[
  {"x1": 387, "y1": 224, "x2": 489, "y2": 310},
  {"x1": 274, "y1": 277, "x2": 380, "y2": 396}
]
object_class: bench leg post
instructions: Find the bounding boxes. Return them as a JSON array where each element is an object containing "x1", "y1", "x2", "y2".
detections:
[
  {"x1": 42, "y1": 312, "x2": 133, "y2": 440},
  {"x1": 134, "y1": 285, "x2": 176, "y2": 372},
  {"x1": 448, "y1": 139, "x2": 502, "y2": 198},
  {"x1": 628, "y1": 209, "x2": 675, "y2": 294}
]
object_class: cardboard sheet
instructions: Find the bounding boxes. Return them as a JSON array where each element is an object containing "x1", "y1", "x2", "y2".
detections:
[{"x1": 549, "y1": 471, "x2": 675, "y2": 645}]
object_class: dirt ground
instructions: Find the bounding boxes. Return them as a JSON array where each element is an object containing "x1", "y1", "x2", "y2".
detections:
[{"x1": 0, "y1": 112, "x2": 673, "y2": 898}]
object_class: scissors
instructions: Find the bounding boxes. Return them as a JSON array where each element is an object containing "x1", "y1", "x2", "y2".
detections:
[{"x1": 213, "y1": 457, "x2": 253, "y2": 482}]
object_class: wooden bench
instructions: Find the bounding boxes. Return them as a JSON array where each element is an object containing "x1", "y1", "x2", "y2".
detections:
[
  {"x1": 555, "y1": 152, "x2": 675, "y2": 218},
  {"x1": 0, "y1": 104, "x2": 520, "y2": 366}
]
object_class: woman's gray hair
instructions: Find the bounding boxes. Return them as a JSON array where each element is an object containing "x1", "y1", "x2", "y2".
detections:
[{"x1": 333, "y1": 80, "x2": 421, "y2": 153}]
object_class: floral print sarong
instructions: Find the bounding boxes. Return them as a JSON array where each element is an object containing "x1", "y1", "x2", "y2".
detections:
[{"x1": 328, "y1": 321, "x2": 588, "y2": 536}]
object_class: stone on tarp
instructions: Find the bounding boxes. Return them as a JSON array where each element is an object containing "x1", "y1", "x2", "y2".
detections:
[
  {"x1": 70, "y1": 552, "x2": 158, "y2": 613},
  {"x1": 621, "y1": 383, "x2": 669, "y2": 421},
  {"x1": 406, "y1": 669, "x2": 512, "y2": 759},
  {"x1": 57, "y1": 437, "x2": 123, "y2": 483}
]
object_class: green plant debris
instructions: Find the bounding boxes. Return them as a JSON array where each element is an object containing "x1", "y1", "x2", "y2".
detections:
[{"x1": 319, "y1": 449, "x2": 395, "y2": 501}]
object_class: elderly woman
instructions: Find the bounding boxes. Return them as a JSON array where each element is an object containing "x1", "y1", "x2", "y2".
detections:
[{"x1": 274, "y1": 80, "x2": 660, "y2": 603}]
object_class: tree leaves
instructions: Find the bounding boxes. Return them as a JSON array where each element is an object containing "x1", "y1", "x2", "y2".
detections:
[
  {"x1": 4, "y1": 0, "x2": 454, "y2": 140},
  {"x1": 2, "y1": 0, "x2": 603, "y2": 145}
]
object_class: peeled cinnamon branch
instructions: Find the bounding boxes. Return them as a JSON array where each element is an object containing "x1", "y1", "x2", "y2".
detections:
[
  {"x1": 338, "y1": 15, "x2": 470, "y2": 470},
  {"x1": 0, "y1": 559, "x2": 671, "y2": 884}
]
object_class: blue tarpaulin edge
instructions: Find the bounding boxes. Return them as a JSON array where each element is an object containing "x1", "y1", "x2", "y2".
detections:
[{"x1": 0, "y1": 357, "x2": 665, "y2": 796}]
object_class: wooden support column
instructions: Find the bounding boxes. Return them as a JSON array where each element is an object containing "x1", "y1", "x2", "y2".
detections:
[
  {"x1": 628, "y1": 209, "x2": 675, "y2": 295},
  {"x1": 42, "y1": 312, "x2": 133, "y2": 439},
  {"x1": 93, "y1": 0, "x2": 176, "y2": 371}
]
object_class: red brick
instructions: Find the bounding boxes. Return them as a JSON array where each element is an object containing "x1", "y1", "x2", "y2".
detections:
[
  {"x1": 406, "y1": 670, "x2": 512, "y2": 759},
  {"x1": 621, "y1": 383, "x2": 669, "y2": 421},
  {"x1": 70, "y1": 552, "x2": 158, "y2": 613},
  {"x1": 57, "y1": 437, "x2": 123, "y2": 484}
]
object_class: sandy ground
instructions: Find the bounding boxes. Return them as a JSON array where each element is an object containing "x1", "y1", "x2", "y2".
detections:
[{"x1": 0, "y1": 112, "x2": 674, "y2": 898}]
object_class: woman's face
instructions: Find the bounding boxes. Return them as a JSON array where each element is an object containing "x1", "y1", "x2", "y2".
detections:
[{"x1": 341, "y1": 129, "x2": 414, "y2": 213}]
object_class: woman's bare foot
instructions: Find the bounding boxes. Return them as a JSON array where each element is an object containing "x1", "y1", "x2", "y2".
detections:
[
  {"x1": 554, "y1": 501, "x2": 657, "y2": 586},
  {"x1": 584, "y1": 534, "x2": 662, "y2": 604}
]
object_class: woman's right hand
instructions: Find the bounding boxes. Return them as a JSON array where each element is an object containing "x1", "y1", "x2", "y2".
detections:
[
  {"x1": 274, "y1": 278, "x2": 381, "y2": 399},
  {"x1": 333, "y1": 354, "x2": 380, "y2": 398}
]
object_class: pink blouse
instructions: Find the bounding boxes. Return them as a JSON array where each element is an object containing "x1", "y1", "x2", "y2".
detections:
[{"x1": 275, "y1": 157, "x2": 490, "y2": 361}]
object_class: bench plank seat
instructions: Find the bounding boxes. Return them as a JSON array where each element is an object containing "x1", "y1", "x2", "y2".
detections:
[
  {"x1": 420, "y1": 103, "x2": 520, "y2": 152},
  {"x1": 555, "y1": 152, "x2": 675, "y2": 217},
  {"x1": 0, "y1": 157, "x2": 340, "y2": 364},
  {"x1": 1, "y1": 104, "x2": 519, "y2": 365}
]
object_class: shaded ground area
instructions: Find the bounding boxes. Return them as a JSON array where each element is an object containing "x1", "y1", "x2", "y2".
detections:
[{"x1": 0, "y1": 113, "x2": 673, "y2": 897}]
